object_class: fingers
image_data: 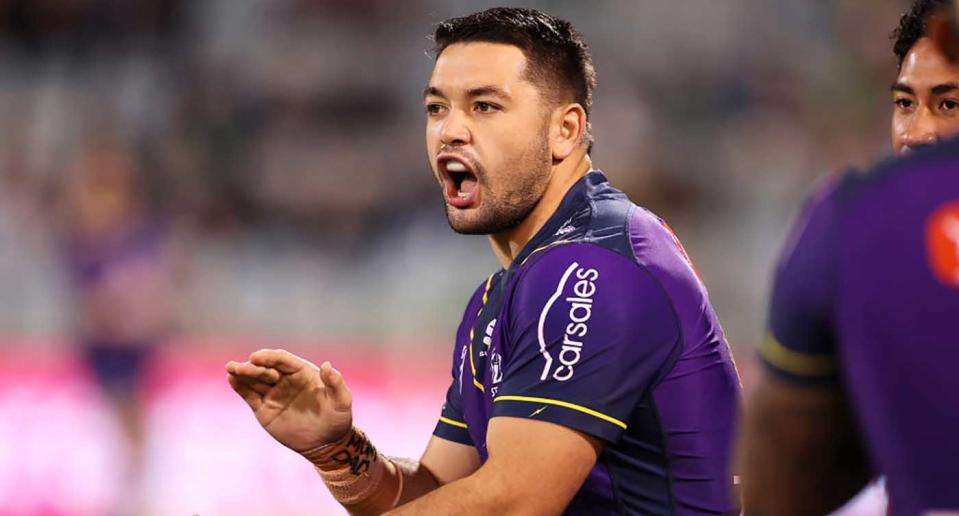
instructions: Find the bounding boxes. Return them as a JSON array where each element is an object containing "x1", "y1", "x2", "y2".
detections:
[
  {"x1": 248, "y1": 349, "x2": 316, "y2": 374},
  {"x1": 227, "y1": 373, "x2": 263, "y2": 411},
  {"x1": 225, "y1": 359, "x2": 281, "y2": 411},
  {"x1": 319, "y1": 361, "x2": 352, "y2": 410},
  {"x1": 226, "y1": 360, "x2": 281, "y2": 384},
  {"x1": 230, "y1": 372, "x2": 273, "y2": 395}
]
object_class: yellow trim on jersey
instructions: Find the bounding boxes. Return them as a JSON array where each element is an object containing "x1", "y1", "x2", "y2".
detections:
[
  {"x1": 519, "y1": 239, "x2": 573, "y2": 266},
  {"x1": 439, "y1": 416, "x2": 468, "y2": 429},
  {"x1": 760, "y1": 334, "x2": 837, "y2": 377},
  {"x1": 468, "y1": 273, "x2": 497, "y2": 393},
  {"x1": 481, "y1": 273, "x2": 493, "y2": 304},
  {"x1": 493, "y1": 395, "x2": 628, "y2": 430}
]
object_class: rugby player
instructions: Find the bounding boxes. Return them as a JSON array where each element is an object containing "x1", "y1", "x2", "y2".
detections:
[
  {"x1": 227, "y1": 7, "x2": 741, "y2": 514},
  {"x1": 739, "y1": 6, "x2": 959, "y2": 515},
  {"x1": 892, "y1": 0, "x2": 959, "y2": 155}
]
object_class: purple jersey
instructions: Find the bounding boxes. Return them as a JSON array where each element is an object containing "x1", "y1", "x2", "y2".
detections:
[
  {"x1": 433, "y1": 171, "x2": 741, "y2": 515},
  {"x1": 764, "y1": 143, "x2": 959, "y2": 515}
]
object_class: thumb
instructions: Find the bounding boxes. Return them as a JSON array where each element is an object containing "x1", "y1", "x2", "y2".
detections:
[{"x1": 320, "y1": 361, "x2": 352, "y2": 409}]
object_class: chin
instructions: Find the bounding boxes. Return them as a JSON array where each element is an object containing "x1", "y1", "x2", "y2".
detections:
[{"x1": 446, "y1": 210, "x2": 489, "y2": 235}]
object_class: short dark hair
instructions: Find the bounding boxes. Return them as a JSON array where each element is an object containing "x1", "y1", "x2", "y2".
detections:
[
  {"x1": 432, "y1": 7, "x2": 596, "y2": 152},
  {"x1": 893, "y1": 0, "x2": 953, "y2": 68}
]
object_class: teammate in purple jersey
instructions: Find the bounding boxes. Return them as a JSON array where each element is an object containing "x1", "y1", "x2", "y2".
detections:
[
  {"x1": 739, "y1": 12, "x2": 959, "y2": 515},
  {"x1": 226, "y1": 7, "x2": 741, "y2": 514}
]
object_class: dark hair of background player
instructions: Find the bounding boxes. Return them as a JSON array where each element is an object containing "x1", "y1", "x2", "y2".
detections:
[
  {"x1": 893, "y1": 0, "x2": 953, "y2": 68},
  {"x1": 432, "y1": 7, "x2": 596, "y2": 152}
]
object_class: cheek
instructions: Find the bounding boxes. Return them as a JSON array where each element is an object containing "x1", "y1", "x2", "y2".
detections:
[
  {"x1": 943, "y1": 117, "x2": 959, "y2": 137},
  {"x1": 490, "y1": 122, "x2": 538, "y2": 156},
  {"x1": 892, "y1": 113, "x2": 909, "y2": 136},
  {"x1": 425, "y1": 122, "x2": 439, "y2": 150},
  {"x1": 480, "y1": 133, "x2": 526, "y2": 177}
]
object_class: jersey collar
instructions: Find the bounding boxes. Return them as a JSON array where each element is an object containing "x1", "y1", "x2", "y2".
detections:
[{"x1": 509, "y1": 169, "x2": 608, "y2": 269}]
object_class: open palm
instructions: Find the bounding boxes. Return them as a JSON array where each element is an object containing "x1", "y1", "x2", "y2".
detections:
[{"x1": 227, "y1": 349, "x2": 353, "y2": 453}]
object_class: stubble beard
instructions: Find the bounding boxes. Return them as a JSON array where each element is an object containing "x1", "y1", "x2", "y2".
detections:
[{"x1": 444, "y1": 136, "x2": 552, "y2": 235}]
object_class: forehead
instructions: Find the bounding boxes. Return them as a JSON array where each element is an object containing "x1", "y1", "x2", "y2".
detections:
[
  {"x1": 899, "y1": 37, "x2": 959, "y2": 87},
  {"x1": 429, "y1": 42, "x2": 532, "y2": 93}
]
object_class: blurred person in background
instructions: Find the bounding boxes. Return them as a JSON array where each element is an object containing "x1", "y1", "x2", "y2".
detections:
[
  {"x1": 739, "y1": 6, "x2": 959, "y2": 515},
  {"x1": 59, "y1": 140, "x2": 181, "y2": 508},
  {"x1": 892, "y1": 0, "x2": 959, "y2": 155},
  {"x1": 228, "y1": 7, "x2": 741, "y2": 515}
]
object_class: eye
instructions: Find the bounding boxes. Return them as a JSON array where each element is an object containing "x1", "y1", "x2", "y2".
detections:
[
  {"x1": 474, "y1": 101, "x2": 499, "y2": 113},
  {"x1": 894, "y1": 97, "x2": 913, "y2": 110},
  {"x1": 426, "y1": 103, "x2": 446, "y2": 116},
  {"x1": 941, "y1": 99, "x2": 959, "y2": 111}
]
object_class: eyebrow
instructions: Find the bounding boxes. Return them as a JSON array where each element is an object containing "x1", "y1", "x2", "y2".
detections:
[
  {"x1": 423, "y1": 85, "x2": 512, "y2": 100},
  {"x1": 891, "y1": 82, "x2": 914, "y2": 95},
  {"x1": 424, "y1": 85, "x2": 444, "y2": 98},
  {"x1": 891, "y1": 82, "x2": 959, "y2": 95},
  {"x1": 932, "y1": 83, "x2": 959, "y2": 95}
]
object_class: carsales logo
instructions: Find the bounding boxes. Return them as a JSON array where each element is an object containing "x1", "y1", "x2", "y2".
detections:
[
  {"x1": 926, "y1": 201, "x2": 959, "y2": 287},
  {"x1": 538, "y1": 262, "x2": 600, "y2": 382}
]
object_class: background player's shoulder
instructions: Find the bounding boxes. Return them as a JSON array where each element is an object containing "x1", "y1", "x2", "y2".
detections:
[{"x1": 834, "y1": 138, "x2": 959, "y2": 205}]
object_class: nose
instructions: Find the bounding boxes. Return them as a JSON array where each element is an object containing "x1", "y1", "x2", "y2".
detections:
[
  {"x1": 901, "y1": 108, "x2": 940, "y2": 152},
  {"x1": 439, "y1": 108, "x2": 471, "y2": 147}
]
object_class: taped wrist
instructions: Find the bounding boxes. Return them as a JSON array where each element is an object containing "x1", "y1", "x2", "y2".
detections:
[{"x1": 301, "y1": 427, "x2": 402, "y2": 509}]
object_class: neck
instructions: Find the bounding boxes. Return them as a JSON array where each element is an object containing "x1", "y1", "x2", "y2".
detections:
[{"x1": 489, "y1": 152, "x2": 592, "y2": 269}]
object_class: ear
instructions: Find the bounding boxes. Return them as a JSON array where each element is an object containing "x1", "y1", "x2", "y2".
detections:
[{"x1": 550, "y1": 103, "x2": 587, "y2": 161}]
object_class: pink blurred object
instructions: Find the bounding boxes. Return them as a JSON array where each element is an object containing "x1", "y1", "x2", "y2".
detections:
[{"x1": 0, "y1": 340, "x2": 449, "y2": 516}]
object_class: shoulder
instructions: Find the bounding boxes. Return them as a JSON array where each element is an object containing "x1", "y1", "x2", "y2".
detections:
[
  {"x1": 468, "y1": 273, "x2": 498, "y2": 306},
  {"x1": 863, "y1": 140, "x2": 959, "y2": 186},
  {"x1": 777, "y1": 171, "x2": 853, "y2": 269},
  {"x1": 456, "y1": 273, "x2": 498, "y2": 329},
  {"x1": 830, "y1": 140, "x2": 959, "y2": 209},
  {"x1": 515, "y1": 241, "x2": 640, "y2": 288},
  {"x1": 507, "y1": 242, "x2": 679, "y2": 332},
  {"x1": 763, "y1": 174, "x2": 850, "y2": 382}
]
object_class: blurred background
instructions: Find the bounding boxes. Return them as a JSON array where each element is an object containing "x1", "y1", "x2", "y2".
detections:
[{"x1": 0, "y1": 0, "x2": 905, "y2": 514}]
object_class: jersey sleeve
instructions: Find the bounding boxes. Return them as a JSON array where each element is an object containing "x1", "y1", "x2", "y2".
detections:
[
  {"x1": 432, "y1": 280, "x2": 488, "y2": 445},
  {"x1": 761, "y1": 175, "x2": 843, "y2": 384},
  {"x1": 433, "y1": 376, "x2": 472, "y2": 445},
  {"x1": 491, "y1": 243, "x2": 681, "y2": 443}
]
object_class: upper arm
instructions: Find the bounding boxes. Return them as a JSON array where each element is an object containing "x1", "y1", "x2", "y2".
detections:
[
  {"x1": 761, "y1": 179, "x2": 842, "y2": 383},
  {"x1": 419, "y1": 435, "x2": 481, "y2": 486},
  {"x1": 389, "y1": 418, "x2": 600, "y2": 516},
  {"x1": 477, "y1": 417, "x2": 601, "y2": 515},
  {"x1": 432, "y1": 279, "x2": 487, "y2": 447},
  {"x1": 740, "y1": 372, "x2": 872, "y2": 516},
  {"x1": 412, "y1": 280, "x2": 486, "y2": 493},
  {"x1": 742, "y1": 178, "x2": 872, "y2": 514}
]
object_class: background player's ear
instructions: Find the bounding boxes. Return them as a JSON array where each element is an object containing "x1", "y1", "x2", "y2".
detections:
[{"x1": 551, "y1": 103, "x2": 587, "y2": 162}]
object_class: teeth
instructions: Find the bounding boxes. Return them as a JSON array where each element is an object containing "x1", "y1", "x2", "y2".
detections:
[
  {"x1": 457, "y1": 191, "x2": 469, "y2": 198},
  {"x1": 446, "y1": 160, "x2": 468, "y2": 172}
]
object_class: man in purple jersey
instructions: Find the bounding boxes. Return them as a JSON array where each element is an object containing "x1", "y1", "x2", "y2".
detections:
[
  {"x1": 226, "y1": 7, "x2": 741, "y2": 514},
  {"x1": 739, "y1": 8, "x2": 959, "y2": 515}
]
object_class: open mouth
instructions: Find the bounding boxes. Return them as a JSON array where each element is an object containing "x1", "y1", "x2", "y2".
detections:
[{"x1": 439, "y1": 156, "x2": 479, "y2": 208}]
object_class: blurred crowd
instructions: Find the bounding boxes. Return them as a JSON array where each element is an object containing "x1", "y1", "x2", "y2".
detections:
[{"x1": 0, "y1": 0, "x2": 909, "y2": 349}]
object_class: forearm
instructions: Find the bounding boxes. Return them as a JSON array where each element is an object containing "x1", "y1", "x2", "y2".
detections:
[
  {"x1": 304, "y1": 427, "x2": 442, "y2": 516},
  {"x1": 386, "y1": 467, "x2": 511, "y2": 516},
  {"x1": 738, "y1": 375, "x2": 872, "y2": 516}
]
